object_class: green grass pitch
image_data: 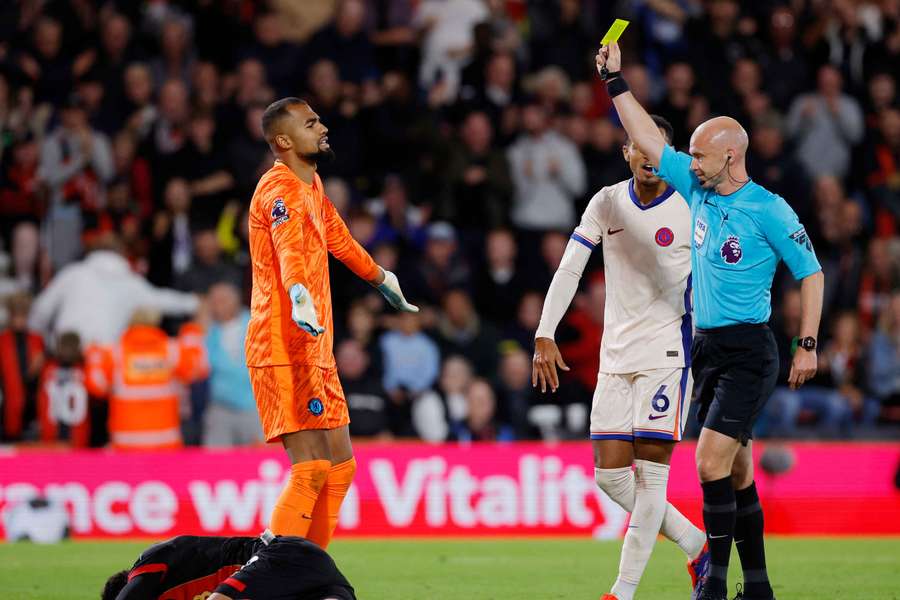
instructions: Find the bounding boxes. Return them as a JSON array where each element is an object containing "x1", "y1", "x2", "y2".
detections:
[{"x1": 0, "y1": 537, "x2": 897, "y2": 599}]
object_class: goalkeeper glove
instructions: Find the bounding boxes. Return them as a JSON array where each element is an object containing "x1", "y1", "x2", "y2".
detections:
[
  {"x1": 376, "y1": 270, "x2": 419, "y2": 313},
  {"x1": 289, "y1": 284, "x2": 325, "y2": 337}
]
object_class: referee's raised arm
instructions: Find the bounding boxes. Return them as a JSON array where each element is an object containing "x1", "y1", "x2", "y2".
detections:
[{"x1": 595, "y1": 42, "x2": 666, "y2": 166}]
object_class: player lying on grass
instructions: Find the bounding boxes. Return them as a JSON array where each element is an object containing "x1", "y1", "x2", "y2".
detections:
[
  {"x1": 101, "y1": 530, "x2": 355, "y2": 600},
  {"x1": 533, "y1": 115, "x2": 709, "y2": 600}
]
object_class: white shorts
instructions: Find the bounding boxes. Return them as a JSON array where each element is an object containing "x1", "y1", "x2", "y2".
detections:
[{"x1": 590, "y1": 367, "x2": 693, "y2": 442}]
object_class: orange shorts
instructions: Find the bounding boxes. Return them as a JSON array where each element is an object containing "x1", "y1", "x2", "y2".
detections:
[{"x1": 249, "y1": 364, "x2": 349, "y2": 442}]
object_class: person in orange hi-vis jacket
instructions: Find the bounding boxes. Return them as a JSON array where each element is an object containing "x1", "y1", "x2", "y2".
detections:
[
  {"x1": 85, "y1": 309, "x2": 209, "y2": 450},
  {"x1": 247, "y1": 97, "x2": 418, "y2": 548}
]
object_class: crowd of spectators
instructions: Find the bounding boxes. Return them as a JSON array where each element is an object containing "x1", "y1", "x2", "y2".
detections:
[{"x1": 0, "y1": 0, "x2": 899, "y2": 448}]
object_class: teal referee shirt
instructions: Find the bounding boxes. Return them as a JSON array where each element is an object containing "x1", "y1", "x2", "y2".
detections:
[{"x1": 656, "y1": 145, "x2": 821, "y2": 329}]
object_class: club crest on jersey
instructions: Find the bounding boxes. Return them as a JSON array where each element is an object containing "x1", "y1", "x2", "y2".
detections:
[
  {"x1": 308, "y1": 398, "x2": 324, "y2": 416},
  {"x1": 271, "y1": 198, "x2": 289, "y2": 228},
  {"x1": 655, "y1": 227, "x2": 674, "y2": 247},
  {"x1": 720, "y1": 235, "x2": 743, "y2": 264}
]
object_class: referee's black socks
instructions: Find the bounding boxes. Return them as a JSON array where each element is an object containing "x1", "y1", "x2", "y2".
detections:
[
  {"x1": 701, "y1": 476, "x2": 736, "y2": 595},
  {"x1": 734, "y1": 482, "x2": 773, "y2": 599}
]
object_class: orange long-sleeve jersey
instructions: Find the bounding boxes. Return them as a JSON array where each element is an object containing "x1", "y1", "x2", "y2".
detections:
[{"x1": 246, "y1": 162, "x2": 379, "y2": 368}]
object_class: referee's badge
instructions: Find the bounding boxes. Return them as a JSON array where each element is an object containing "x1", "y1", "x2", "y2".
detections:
[
  {"x1": 720, "y1": 235, "x2": 743, "y2": 264},
  {"x1": 693, "y1": 218, "x2": 708, "y2": 249}
]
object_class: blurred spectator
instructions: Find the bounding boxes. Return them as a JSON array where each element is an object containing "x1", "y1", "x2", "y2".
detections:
[
  {"x1": 142, "y1": 79, "x2": 191, "y2": 195},
  {"x1": 305, "y1": 58, "x2": 363, "y2": 180},
  {"x1": 858, "y1": 237, "x2": 900, "y2": 329},
  {"x1": 507, "y1": 100, "x2": 586, "y2": 232},
  {"x1": 474, "y1": 229, "x2": 529, "y2": 326},
  {"x1": 0, "y1": 292, "x2": 45, "y2": 442},
  {"x1": 786, "y1": 64, "x2": 864, "y2": 179},
  {"x1": 338, "y1": 338, "x2": 391, "y2": 438},
  {"x1": 342, "y1": 300, "x2": 384, "y2": 376},
  {"x1": 868, "y1": 292, "x2": 900, "y2": 423},
  {"x1": 406, "y1": 221, "x2": 471, "y2": 304},
  {"x1": 121, "y1": 63, "x2": 157, "y2": 139},
  {"x1": 175, "y1": 229, "x2": 242, "y2": 294},
  {"x1": 437, "y1": 288, "x2": 501, "y2": 377},
  {"x1": 310, "y1": 0, "x2": 378, "y2": 83},
  {"x1": 656, "y1": 62, "x2": 696, "y2": 148},
  {"x1": 527, "y1": 0, "x2": 596, "y2": 81},
  {"x1": 557, "y1": 274, "x2": 604, "y2": 398},
  {"x1": 414, "y1": 0, "x2": 489, "y2": 99},
  {"x1": 85, "y1": 308, "x2": 208, "y2": 450},
  {"x1": 94, "y1": 13, "x2": 140, "y2": 114},
  {"x1": 0, "y1": 134, "x2": 43, "y2": 238},
  {"x1": 227, "y1": 102, "x2": 272, "y2": 201},
  {"x1": 111, "y1": 131, "x2": 153, "y2": 220},
  {"x1": 686, "y1": 0, "x2": 762, "y2": 109},
  {"x1": 495, "y1": 345, "x2": 536, "y2": 439},
  {"x1": 438, "y1": 354, "x2": 475, "y2": 426},
  {"x1": 29, "y1": 235, "x2": 198, "y2": 345},
  {"x1": 201, "y1": 282, "x2": 262, "y2": 447},
  {"x1": 38, "y1": 95, "x2": 114, "y2": 268},
  {"x1": 866, "y1": 107, "x2": 900, "y2": 226},
  {"x1": 37, "y1": 331, "x2": 90, "y2": 447},
  {"x1": 148, "y1": 178, "x2": 194, "y2": 287},
  {"x1": 746, "y1": 115, "x2": 811, "y2": 225},
  {"x1": 437, "y1": 111, "x2": 512, "y2": 230},
  {"x1": 368, "y1": 174, "x2": 428, "y2": 251},
  {"x1": 238, "y1": 12, "x2": 306, "y2": 97},
  {"x1": 504, "y1": 290, "x2": 544, "y2": 352},
  {"x1": 150, "y1": 16, "x2": 195, "y2": 88},
  {"x1": 812, "y1": 0, "x2": 875, "y2": 93},
  {"x1": 380, "y1": 310, "x2": 440, "y2": 395},
  {"x1": 17, "y1": 17, "x2": 89, "y2": 107},
  {"x1": 450, "y1": 377, "x2": 513, "y2": 442},
  {"x1": 464, "y1": 51, "x2": 518, "y2": 127},
  {"x1": 581, "y1": 119, "x2": 632, "y2": 205},
  {"x1": 765, "y1": 311, "x2": 877, "y2": 437},
  {"x1": 763, "y1": 6, "x2": 810, "y2": 111},
  {"x1": 7, "y1": 221, "x2": 43, "y2": 296},
  {"x1": 182, "y1": 112, "x2": 235, "y2": 227},
  {"x1": 632, "y1": 0, "x2": 692, "y2": 76},
  {"x1": 812, "y1": 183, "x2": 865, "y2": 325}
]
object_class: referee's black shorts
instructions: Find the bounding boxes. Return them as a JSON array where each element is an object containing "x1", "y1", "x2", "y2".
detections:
[{"x1": 691, "y1": 323, "x2": 779, "y2": 445}]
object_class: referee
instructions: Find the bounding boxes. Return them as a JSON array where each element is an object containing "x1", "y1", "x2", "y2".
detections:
[{"x1": 596, "y1": 43, "x2": 824, "y2": 600}]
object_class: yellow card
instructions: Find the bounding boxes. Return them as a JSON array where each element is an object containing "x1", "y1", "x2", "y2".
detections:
[{"x1": 600, "y1": 19, "x2": 630, "y2": 45}]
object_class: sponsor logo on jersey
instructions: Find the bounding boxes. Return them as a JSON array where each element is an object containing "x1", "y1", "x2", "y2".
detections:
[
  {"x1": 607, "y1": 227, "x2": 624, "y2": 235},
  {"x1": 789, "y1": 227, "x2": 813, "y2": 251},
  {"x1": 720, "y1": 235, "x2": 743, "y2": 264},
  {"x1": 308, "y1": 398, "x2": 324, "y2": 416},
  {"x1": 655, "y1": 227, "x2": 674, "y2": 247},
  {"x1": 271, "y1": 198, "x2": 289, "y2": 228}
]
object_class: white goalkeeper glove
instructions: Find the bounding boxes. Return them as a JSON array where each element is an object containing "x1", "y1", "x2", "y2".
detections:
[
  {"x1": 289, "y1": 284, "x2": 325, "y2": 337},
  {"x1": 376, "y1": 270, "x2": 419, "y2": 313}
]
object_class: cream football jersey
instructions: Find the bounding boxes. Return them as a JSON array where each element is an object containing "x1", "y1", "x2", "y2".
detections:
[{"x1": 572, "y1": 179, "x2": 692, "y2": 374}]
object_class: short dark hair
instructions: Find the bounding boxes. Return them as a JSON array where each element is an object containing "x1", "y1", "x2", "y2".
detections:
[
  {"x1": 625, "y1": 114, "x2": 674, "y2": 145},
  {"x1": 261, "y1": 97, "x2": 307, "y2": 140},
  {"x1": 101, "y1": 570, "x2": 129, "y2": 600}
]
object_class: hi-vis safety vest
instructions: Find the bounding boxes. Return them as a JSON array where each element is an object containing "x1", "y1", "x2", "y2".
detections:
[{"x1": 85, "y1": 323, "x2": 208, "y2": 450}]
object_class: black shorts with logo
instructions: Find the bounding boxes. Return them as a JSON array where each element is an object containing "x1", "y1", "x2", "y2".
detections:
[
  {"x1": 213, "y1": 536, "x2": 356, "y2": 600},
  {"x1": 691, "y1": 323, "x2": 779, "y2": 445}
]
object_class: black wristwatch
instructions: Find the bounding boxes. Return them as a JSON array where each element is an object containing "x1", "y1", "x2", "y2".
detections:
[{"x1": 796, "y1": 336, "x2": 817, "y2": 351}]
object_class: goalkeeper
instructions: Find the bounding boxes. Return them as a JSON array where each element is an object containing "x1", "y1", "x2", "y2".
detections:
[{"x1": 245, "y1": 97, "x2": 417, "y2": 546}]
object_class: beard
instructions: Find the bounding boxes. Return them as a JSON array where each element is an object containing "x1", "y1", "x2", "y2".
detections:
[{"x1": 301, "y1": 147, "x2": 336, "y2": 165}]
